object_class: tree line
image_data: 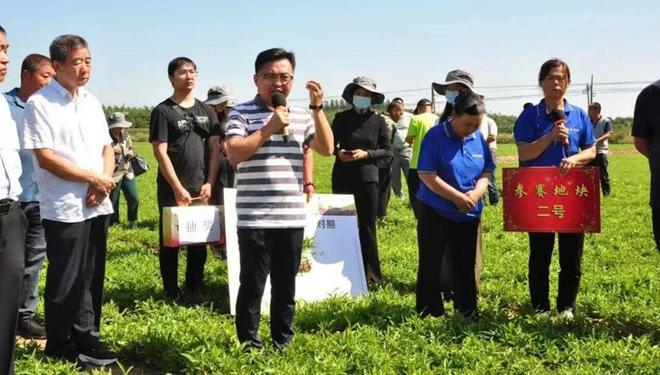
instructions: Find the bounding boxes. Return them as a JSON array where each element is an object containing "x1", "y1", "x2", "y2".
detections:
[{"x1": 103, "y1": 103, "x2": 634, "y2": 144}]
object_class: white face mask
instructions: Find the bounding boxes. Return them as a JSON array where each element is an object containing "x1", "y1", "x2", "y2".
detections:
[{"x1": 445, "y1": 90, "x2": 459, "y2": 104}]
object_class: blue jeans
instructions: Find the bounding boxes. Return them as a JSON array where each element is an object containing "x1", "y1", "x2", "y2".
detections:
[{"x1": 19, "y1": 202, "x2": 47, "y2": 321}]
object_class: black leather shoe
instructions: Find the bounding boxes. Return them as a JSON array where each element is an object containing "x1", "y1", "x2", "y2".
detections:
[{"x1": 17, "y1": 318, "x2": 46, "y2": 339}]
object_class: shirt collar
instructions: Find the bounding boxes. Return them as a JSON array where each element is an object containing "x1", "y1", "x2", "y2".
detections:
[
  {"x1": 538, "y1": 98, "x2": 574, "y2": 117},
  {"x1": 51, "y1": 79, "x2": 88, "y2": 101},
  {"x1": 4, "y1": 87, "x2": 23, "y2": 108}
]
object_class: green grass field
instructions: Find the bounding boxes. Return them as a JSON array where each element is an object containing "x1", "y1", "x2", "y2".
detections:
[{"x1": 14, "y1": 143, "x2": 659, "y2": 374}]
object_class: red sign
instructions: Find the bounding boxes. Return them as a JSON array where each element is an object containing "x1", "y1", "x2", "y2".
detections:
[{"x1": 503, "y1": 167, "x2": 601, "y2": 233}]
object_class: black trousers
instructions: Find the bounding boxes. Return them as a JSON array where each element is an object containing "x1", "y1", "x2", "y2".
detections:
[
  {"x1": 377, "y1": 165, "x2": 392, "y2": 218},
  {"x1": 527, "y1": 232, "x2": 584, "y2": 312},
  {"x1": 43, "y1": 215, "x2": 109, "y2": 354},
  {"x1": 0, "y1": 202, "x2": 26, "y2": 375},
  {"x1": 651, "y1": 208, "x2": 660, "y2": 253},
  {"x1": 235, "y1": 228, "x2": 303, "y2": 349},
  {"x1": 588, "y1": 153, "x2": 610, "y2": 195},
  {"x1": 332, "y1": 181, "x2": 382, "y2": 282},
  {"x1": 157, "y1": 188, "x2": 207, "y2": 296},
  {"x1": 416, "y1": 202, "x2": 479, "y2": 317},
  {"x1": 407, "y1": 169, "x2": 421, "y2": 219}
]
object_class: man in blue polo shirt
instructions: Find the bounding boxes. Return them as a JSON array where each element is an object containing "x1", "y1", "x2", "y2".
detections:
[
  {"x1": 415, "y1": 91, "x2": 494, "y2": 318},
  {"x1": 4, "y1": 53, "x2": 54, "y2": 339}
]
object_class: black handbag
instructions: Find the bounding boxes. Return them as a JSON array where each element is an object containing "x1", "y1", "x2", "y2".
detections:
[{"x1": 130, "y1": 155, "x2": 149, "y2": 177}]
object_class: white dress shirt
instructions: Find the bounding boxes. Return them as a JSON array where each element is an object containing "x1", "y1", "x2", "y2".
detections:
[
  {"x1": 0, "y1": 95, "x2": 22, "y2": 200},
  {"x1": 22, "y1": 79, "x2": 113, "y2": 222},
  {"x1": 479, "y1": 115, "x2": 498, "y2": 151}
]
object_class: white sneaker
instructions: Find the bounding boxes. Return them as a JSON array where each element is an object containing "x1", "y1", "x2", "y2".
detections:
[{"x1": 558, "y1": 308, "x2": 574, "y2": 321}]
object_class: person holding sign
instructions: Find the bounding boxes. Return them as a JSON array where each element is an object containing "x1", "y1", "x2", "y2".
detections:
[
  {"x1": 513, "y1": 58, "x2": 595, "y2": 319},
  {"x1": 415, "y1": 91, "x2": 494, "y2": 319},
  {"x1": 149, "y1": 57, "x2": 221, "y2": 299}
]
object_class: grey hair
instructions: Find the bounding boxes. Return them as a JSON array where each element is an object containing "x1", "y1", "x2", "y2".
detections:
[{"x1": 49, "y1": 34, "x2": 88, "y2": 63}]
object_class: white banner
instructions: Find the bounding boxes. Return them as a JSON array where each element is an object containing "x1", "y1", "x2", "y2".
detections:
[{"x1": 224, "y1": 189, "x2": 368, "y2": 315}]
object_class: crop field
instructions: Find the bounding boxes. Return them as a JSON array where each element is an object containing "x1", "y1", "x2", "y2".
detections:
[{"x1": 14, "y1": 143, "x2": 659, "y2": 374}]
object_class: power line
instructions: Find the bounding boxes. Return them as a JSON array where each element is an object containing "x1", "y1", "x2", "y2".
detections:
[{"x1": 287, "y1": 80, "x2": 653, "y2": 103}]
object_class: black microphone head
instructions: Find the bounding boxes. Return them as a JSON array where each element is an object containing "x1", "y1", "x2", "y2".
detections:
[
  {"x1": 271, "y1": 92, "x2": 287, "y2": 107},
  {"x1": 548, "y1": 109, "x2": 565, "y2": 122}
]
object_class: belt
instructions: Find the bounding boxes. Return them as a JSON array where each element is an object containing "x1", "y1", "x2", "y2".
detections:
[{"x1": 0, "y1": 198, "x2": 18, "y2": 215}]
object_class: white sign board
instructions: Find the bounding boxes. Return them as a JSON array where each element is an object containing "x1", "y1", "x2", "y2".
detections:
[
  {"x1": 224, "y1": 189, "x2": 368, "y2": 315},
  {"x1": 162, "y1": 205, "x2": 222, "y2": 247}
]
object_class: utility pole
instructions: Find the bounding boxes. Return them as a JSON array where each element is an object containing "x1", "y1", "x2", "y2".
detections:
[
  {"x1": 589, "y1": 74, "x2": 594, "y2": 105},
  {"x1": 431, "y1": 86, "x2": 436, "y2": 113}
]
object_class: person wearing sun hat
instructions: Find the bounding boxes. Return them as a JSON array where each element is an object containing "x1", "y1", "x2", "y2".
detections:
[
  {"x1": 205, "y1": 85, "x2": 237, "y2": 190},
  {"x1": 332, "y1": 76, "x2": 392, "y2": 284},
  {"x1": 205, "y1": 85, "x2": 237, "y2": 127},
  {"x1": 433, "y1": 69, "x2": 478, "y2": 123},
  {"x1": 205, "y1": 85, "x2": 238, "y2": 261},
  {"x1": 107, "y1": 112, "x2": 140, "y2": 229}
]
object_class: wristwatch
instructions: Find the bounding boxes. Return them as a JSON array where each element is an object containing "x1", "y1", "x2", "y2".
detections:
[{"x1": 309, "y1": 104, "x2": 323, "y2": 110}]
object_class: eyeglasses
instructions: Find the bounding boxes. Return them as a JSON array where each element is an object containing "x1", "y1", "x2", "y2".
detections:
[
  {"x1": 257, "y1": 73, "x2": 293, "y2": 84},
  {"x1": 176, "y1": 69, "x2": 197, "y2": 76}
]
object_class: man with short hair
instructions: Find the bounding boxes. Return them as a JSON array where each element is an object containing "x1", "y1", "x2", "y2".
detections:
[
  {"x1": 588, "y1": 102, "x2": 613, "y2": 196},
  {"x1": 0, "y1": 24, "x2": 28, "y2": 375},
  {"x1": 226, "y1": 48, "x2": 333, "y2": 350},
  {"x1": 4, "y1": 53, "x2": 54, "y2": 339},
  {"x1": 149, "y1": 58, "x2": 221, "y2": 299},
  {"x1": 390, "y1": 97, "x2": 412, "y2": 199},
  {"x1": 632, "y1": 79, "x2": 660, "y2": 252},
  {"x1": 23, "y1": 34, "x2": 118, "y2": 365},
  {"x1": 406, "y1": 98, "x2": 439, "y2": 217}
]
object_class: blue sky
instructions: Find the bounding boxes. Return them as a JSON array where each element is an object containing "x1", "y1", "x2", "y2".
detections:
[{"x1": 3, "y1": 0, "x2": 658, "y2": 116}]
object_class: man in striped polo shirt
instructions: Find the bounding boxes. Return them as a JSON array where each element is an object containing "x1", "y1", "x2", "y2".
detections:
[{"x1": 225, "y1": 48, "x2": 333, "y2": 350}]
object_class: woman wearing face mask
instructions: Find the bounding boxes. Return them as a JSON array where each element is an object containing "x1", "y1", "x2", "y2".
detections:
[
  {"x1": 332, "y1": 76, "x2": 392, "y2": 284},
  {"x1": 415, "y1": 91, "x2": 494, "y2": 319},
  {"x1": 514, "y1": 59, "x2": 595, "y2": 319}
]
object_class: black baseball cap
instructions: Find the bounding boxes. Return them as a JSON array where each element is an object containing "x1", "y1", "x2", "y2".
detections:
[{"x1": 416, "y1": 98, "x2": 432, "y2": 107}]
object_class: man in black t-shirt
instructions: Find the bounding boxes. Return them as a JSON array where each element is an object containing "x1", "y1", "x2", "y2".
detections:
[
  {"x1": 632, "y1": 79, "x2": 660, "y2": 253},
  {"x1": 149, "y1": 57, "x2": 221, "y2": 298}
]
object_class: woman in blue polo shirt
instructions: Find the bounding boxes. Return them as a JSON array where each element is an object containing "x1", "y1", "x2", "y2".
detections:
[
  {"x1": 514, "y1": 58, "x2": 595, "y2": 319},
  {"x1": 416, "y1": 91, "x2": 494, "y2": 318}
]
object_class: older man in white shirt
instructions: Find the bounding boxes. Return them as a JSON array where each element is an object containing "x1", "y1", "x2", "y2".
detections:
[
  {"x1": 0, "y1": 24, "x2": 28, "y2": 375},
  {"x1": 23, "y1": 34, "x2": 117, "y2": 366}
]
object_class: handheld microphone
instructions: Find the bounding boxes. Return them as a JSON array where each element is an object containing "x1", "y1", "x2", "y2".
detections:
[
  {"x1": 271, "y1": 92, "x2": 289, "y2": 143},
  {"x1": 548, "y1": 109, "x2": 569, "y2": 155}
]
